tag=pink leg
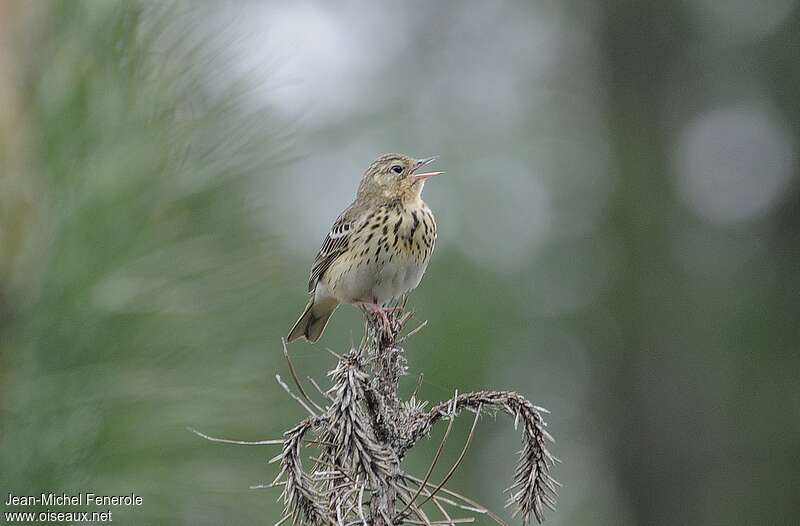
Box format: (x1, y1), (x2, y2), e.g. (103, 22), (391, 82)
(375, 307), (392, 336)
(354, 300), (394, 337)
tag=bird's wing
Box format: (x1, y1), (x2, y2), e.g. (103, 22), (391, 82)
(307, 205), (360, 293)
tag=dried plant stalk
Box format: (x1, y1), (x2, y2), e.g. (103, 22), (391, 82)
(268, 308), (558, 525)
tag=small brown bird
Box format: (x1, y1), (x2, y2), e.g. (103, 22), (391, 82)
(288, 153), (443, 342)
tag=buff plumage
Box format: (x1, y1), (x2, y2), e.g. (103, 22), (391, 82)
(288, 153), (442, 342)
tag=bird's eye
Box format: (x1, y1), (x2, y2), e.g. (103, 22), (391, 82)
(391, 165), (403, 174)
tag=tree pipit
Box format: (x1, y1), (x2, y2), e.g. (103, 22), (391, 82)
(288, 153), (443, 342)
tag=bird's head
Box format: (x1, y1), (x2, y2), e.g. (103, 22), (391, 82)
(357, 153), (443, 202)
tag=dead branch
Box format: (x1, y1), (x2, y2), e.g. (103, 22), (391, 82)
(200, 308), (559, 525)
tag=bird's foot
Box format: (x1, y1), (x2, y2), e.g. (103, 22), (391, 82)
(376, 309), (393, 339)
(356, 301), (397, 339)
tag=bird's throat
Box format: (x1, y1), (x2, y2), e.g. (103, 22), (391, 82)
(402, 181), (425, 205)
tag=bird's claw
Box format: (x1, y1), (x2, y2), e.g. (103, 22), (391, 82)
(359, 302), (400, 340)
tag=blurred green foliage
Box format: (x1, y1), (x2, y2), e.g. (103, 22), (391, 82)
(0, 2), (297, 523)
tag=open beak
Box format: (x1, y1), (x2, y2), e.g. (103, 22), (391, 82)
(412, 156), (444, 181)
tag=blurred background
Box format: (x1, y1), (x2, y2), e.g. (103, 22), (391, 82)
(1, 1), (799, 524)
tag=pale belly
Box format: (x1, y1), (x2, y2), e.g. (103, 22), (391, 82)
(324, 251), (429, 306)
(373, 255), (428, 304)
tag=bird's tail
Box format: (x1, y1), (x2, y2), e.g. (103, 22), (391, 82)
(287, 298), (339, 343)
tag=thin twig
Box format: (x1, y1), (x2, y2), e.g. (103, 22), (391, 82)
(398, 414), (456, 518)
(405, 475), (509, 526)
(187, 427), (282, 445)
(412, 373), (425, 399)
(283, 338), (325, 413)
(416, 405), (482, 510)
(324, 347), (342, 360)
(308, 456), (355, 483)
(398, 481), (484, 515)
(250, 483), (279, 489)
(433, 495), (457, 526)
(275, 374), (317, 416)
(396, 492), (433, 526)
(307, 375), (333, 401)
(404, 520), (475, 525)
(358, 482), (368, 526)
(398, 319), (428, 343)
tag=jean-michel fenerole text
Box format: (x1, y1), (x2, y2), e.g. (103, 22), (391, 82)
(5, 492), (143, 507)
